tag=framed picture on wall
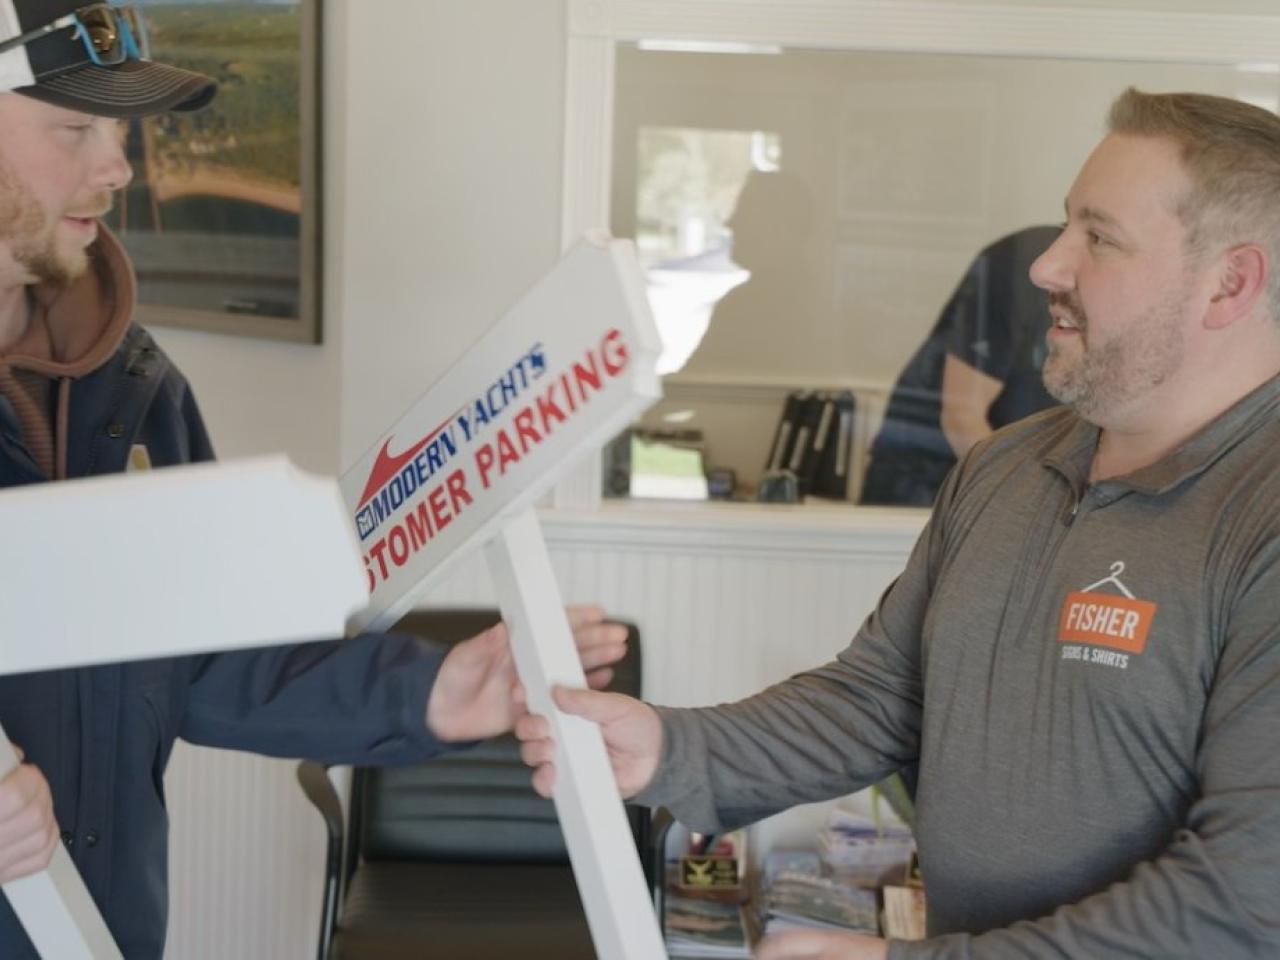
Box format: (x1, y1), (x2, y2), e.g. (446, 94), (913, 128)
(104, 0), (323, 343)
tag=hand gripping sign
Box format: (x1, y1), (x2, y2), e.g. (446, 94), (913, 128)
(341, 236), (667, 959)
(0, 457), (370, 958)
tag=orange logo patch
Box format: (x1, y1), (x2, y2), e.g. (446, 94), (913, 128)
(1058, 591), (1156, 654)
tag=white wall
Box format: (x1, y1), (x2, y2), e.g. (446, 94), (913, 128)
(160, 3), (569, 958)
(336, 1), (568, 467)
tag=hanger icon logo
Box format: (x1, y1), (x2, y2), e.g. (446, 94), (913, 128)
(1058, 561), (1158, 655)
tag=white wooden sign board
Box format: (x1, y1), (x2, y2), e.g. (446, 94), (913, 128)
(0, 457), (370, 957)
(340, 236), (668, 958)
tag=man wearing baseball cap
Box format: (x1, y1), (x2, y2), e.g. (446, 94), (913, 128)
(0, 4), (628, 957)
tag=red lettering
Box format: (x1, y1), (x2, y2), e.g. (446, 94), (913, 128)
(497, 428), (521, 472)
(447, 468), (472, 514)
(572, 355), (602, 400)
(560, 372), (578, 412)
(536, 386), (567, 434)
(388, 525), (409, 567)
(405, 500), (433, 551)
(514, 408), (541, 454)
(601, 328), (628, 376)
(475, 443), (495, 489)
(428, 484), (452, 532)
(368, 539), (390, 582)
(364, 556), (375, 594)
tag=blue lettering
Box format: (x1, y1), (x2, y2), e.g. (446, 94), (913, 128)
(498, 369), (518, 407)
(371, 491), (389, 528)
(438, 428), (457, 459)
(485, 384), (503, 418)
(399, 462), (418, 500)
(426, 439), (444, 473)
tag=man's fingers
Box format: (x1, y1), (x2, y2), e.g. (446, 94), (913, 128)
(520, 737), (556, 767)
(0, 834), (58, 883)
(584, 666), (615, 690)
(0, 765), (43, 822)
(552, 685), (634, 722)
(514, 713), (550, 742)
(565, 604), (605, 629)
(573, 619), (627, 650)
(578, 639), (626, 671)
(755, 929), (828, 960)
(755, 930), (886, 960)
(531, 763), (556, 798)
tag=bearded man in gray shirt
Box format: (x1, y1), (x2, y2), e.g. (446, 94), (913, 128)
(520, 87), (1280, 960)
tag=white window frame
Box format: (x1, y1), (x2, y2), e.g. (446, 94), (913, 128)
(553, 0), (1280, 508)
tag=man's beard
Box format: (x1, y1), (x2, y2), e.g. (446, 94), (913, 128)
(1042, 289), (1188, 422)
(0, 159), (93, 289)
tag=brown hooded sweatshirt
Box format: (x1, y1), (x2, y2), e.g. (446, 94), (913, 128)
(0, 226), (135, 479)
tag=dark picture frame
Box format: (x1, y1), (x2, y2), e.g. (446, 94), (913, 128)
(106, 0), (322, 343)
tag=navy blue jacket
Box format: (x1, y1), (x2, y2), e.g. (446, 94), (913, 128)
(0, 326), (448, 958)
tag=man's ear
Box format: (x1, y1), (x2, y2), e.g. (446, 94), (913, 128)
(1205, 243), (1267, 330)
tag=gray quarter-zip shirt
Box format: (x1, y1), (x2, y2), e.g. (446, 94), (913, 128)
(638, 374), (1280, 958)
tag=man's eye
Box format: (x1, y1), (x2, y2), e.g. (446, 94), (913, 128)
(1087, 230), (1109, 247)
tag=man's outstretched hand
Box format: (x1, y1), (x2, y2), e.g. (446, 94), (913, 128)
(755, 929), (890, 960)
(425, 605), (627, 742)
(0, 746), (59, 883)
(515, 685), (663, 798)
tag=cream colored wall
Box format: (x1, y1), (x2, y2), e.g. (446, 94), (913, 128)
(335, 2), (568, 468)
(159, 3), (568, 958)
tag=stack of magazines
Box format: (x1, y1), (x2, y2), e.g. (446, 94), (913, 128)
(664, 892), (751, 958)
(819, 807), (915, 887)
(760, 870), (880, 936)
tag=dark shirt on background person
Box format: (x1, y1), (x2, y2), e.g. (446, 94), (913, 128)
(859, 225), (1060, 506)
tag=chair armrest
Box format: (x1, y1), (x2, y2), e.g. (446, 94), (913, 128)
(296, 760), (345, 960)
(297, 760), (344, 842)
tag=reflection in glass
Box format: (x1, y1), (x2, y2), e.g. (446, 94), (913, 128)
(634, 127), (779, 374)
(609, 43), (1280, 502)
(859, 225), (1059, 506)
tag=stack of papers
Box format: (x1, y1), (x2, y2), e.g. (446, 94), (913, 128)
(760, 871), (880, 937)
(819, 808), (915, 887)
(664, 893), (751, 958)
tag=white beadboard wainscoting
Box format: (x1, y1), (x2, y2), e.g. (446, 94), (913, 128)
(163, 503), (925, 960)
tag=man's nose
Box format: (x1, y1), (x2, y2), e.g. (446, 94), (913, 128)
(93, 126), (134, 194)
(1029, 233), (1074, 293)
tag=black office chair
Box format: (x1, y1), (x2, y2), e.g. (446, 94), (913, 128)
(297, 608), (653, 960)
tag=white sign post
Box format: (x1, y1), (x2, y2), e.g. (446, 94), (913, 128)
(341, 236), (668, 959)
(0, 457), (371, 957)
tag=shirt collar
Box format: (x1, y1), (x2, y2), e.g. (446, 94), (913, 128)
(1040, 373), (1280, 497)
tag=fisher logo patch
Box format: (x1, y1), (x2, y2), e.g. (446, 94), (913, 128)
(1058, 561), (1157, 670)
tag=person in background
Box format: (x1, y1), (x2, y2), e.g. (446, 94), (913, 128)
(859, 225), (1060, 506)
(0, 3), (625, 957)
(521, 87), (1280, 959)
